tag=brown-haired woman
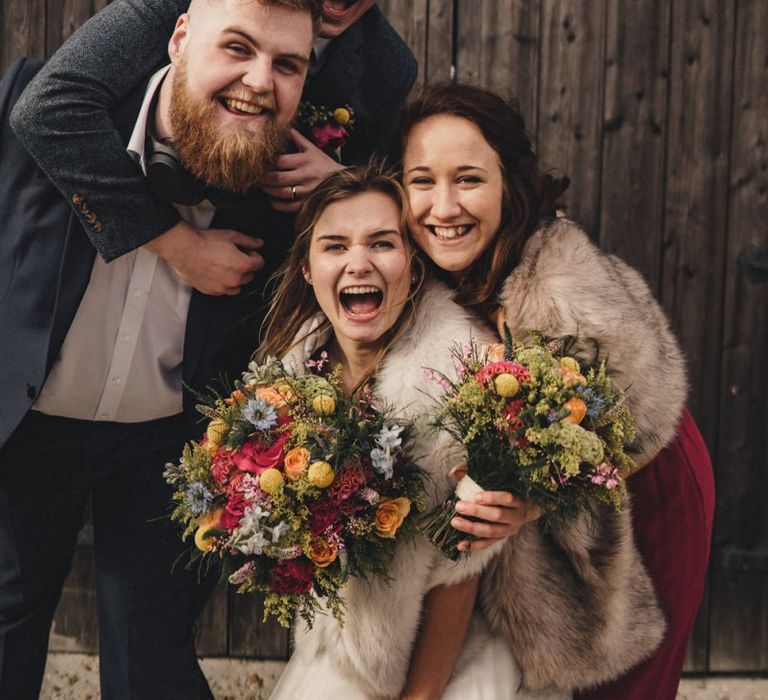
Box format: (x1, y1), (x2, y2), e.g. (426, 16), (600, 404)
(263, 164), (540, 699)
(399, 83), (715, 699)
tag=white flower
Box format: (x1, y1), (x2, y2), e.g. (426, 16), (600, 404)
(269, 521), (289, 543)
(370, 447), (393, 480)
(376, 424), (403, 450)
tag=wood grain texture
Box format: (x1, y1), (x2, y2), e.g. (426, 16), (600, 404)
(455, 0), (540, 132)
(228, 591), (289, 660)
(598, 0), (670, 291)
(537, 0), (605, 233)
(49, 546), (99, 654)
(377, 0), (428, 86)
(1, 0), (46, 72)
(709, 0), (768, 673)
(661, 0), (734, 443)
(425, 0), (453, 84)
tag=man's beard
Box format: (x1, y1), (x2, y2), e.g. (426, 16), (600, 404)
(168, 59), (288, 193)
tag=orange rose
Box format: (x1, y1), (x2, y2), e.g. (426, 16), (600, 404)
(256, 385), (291, 417)
(375, 497), (411, 538)
(563, 397), (587, 425)
(308, 539), (338, 568)
(284, 447), (310, 479)
(194, 508), (224, 552)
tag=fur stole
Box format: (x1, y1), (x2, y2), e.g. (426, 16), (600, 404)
(499, 217), (687, 466)
(483, 217), (676, 690)
(288, 280), (502, 699)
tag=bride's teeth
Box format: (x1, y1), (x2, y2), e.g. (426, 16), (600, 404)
(224, 98), (263, 115)
(342, 286), (380, 295)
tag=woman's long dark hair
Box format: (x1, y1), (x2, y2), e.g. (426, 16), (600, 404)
(399, 83), (570, 313)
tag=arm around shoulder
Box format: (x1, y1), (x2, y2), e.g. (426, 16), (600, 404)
(9, 0), (188, 261)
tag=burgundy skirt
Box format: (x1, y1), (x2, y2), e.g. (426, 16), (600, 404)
(576, 408), (716, 700)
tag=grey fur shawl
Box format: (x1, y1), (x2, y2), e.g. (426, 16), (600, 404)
(482, 217), (685, 691)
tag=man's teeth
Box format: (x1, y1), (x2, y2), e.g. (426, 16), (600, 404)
(224, 98), (264, 115)
(341, 286), (380, 295)
(431, 225), (471, 240)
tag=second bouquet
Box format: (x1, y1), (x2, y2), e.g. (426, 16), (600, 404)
(419, 330), (636, 560)
(164, 357), (425, 628)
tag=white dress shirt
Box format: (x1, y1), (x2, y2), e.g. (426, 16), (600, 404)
(35, 66), (215, 422)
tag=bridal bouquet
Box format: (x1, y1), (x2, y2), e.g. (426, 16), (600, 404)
(419, 330), (636, 560)
(164, 357), (424, 628)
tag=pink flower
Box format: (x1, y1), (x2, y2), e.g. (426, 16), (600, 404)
(211, 448), (236, 485)
(475, 361), (530, 386)
(233, 431), (290, 473)
(310, 123), (348, 150)
(221, 494), (248, 530)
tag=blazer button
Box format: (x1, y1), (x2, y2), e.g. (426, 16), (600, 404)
(72, 193), (84, 204)
(93, 221), (103, 233)
(85, 212), (97, 223)
(80, 203), (91, 214)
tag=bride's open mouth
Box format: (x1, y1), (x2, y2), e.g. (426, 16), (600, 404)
(339, 285), (384, 319)
(426, 224), (473, 241)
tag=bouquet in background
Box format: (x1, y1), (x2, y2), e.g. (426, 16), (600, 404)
(419, 329), (636, 560)
(164, 357), (424, 628)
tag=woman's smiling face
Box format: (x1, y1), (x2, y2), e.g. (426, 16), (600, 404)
(306, 190), (411, 351)
(403, 114), (505, 280)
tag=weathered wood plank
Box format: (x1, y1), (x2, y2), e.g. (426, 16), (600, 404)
(709, 0), (768, 673)
(455, 0), (540, 133)
(598, 0), (670, 290)
(425, 0), (453, 84)
(661, 1), (733, 442)
(1, 0), (46, 72)
(195, 583), (229, 657)
(228, 591), (289, 660)
(536, 0), (605, 233)
(377, 0), (429, 86)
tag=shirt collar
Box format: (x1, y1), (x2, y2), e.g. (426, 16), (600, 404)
(127, 64), (172, 173)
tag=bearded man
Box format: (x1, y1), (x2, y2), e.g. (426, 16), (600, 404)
(0, 2), (319, 698)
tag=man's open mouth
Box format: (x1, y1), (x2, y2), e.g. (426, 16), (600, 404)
(218, 96), (270, 117)
(323, 0), (362, 20)
(339, 285), (383, 316)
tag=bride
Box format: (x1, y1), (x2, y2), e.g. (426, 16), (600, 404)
(257, 164), (564, 699)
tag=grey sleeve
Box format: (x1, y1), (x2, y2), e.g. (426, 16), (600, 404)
(9, 0), (189, 261)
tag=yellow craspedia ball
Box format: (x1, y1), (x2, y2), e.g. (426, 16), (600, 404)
(206, 418), (229, 447)
(559, 357), (580, 372)
(259, 468), (284, 495)
(308, 461), (335, 488)
(333, 107), (351, 125)
(494, 373), (520, 397)
(311, 394), (336, 416)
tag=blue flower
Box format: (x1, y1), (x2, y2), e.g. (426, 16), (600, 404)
(242, 398), (278, 430)
(577, 386), (606, 418)
(185, 482), (214, 515)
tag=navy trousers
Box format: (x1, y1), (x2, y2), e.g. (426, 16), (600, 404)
(0, 410), (214, 700)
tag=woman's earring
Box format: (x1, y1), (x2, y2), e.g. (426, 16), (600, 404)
(411, 272), (418, 284)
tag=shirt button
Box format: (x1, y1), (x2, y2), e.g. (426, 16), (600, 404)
(123, 334), (132, 342)
(133, 289), (143, 298)
(100, 412), (109, 418)
(113, 377), (122, 385)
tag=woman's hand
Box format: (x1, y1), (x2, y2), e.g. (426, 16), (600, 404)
(260, 129), (345, 213)
(451, 491), (541, 552)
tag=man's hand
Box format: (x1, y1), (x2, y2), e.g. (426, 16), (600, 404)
(144, 220), (264, 295)
(261, 128), (345, 213)
(451, 491), (542, 553)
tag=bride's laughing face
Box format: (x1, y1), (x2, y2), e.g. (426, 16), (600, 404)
(305, 191), (412, 352)
(403, 114), (504, 280)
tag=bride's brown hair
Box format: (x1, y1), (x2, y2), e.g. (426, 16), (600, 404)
(257, 164), (425, 369)
(399, 83), (570, 314)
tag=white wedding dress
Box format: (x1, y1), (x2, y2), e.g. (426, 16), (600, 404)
(270, 612), (571, 700)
